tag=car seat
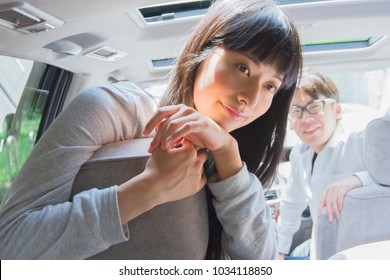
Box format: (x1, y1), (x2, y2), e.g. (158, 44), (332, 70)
(71, 138), (209, 259)
(315, 114), (390, 259)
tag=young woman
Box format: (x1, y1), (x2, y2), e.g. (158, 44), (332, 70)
(277, 68), (381, 260)
(0, 0), (302, 259)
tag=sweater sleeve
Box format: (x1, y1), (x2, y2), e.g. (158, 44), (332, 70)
(208, 163), (278, 260)
(0, 82), (156, 259)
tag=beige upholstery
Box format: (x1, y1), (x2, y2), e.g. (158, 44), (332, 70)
(72, 138), (209, 259)
(315, 115), (390, 260)
(328, 240), (390, 260)
(315, 186), (390, 259)
(364, 114), (390, 186)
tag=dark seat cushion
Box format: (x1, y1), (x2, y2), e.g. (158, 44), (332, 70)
(72, 138), (209, 259)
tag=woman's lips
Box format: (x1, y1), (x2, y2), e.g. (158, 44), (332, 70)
(221, 103), (246, 121)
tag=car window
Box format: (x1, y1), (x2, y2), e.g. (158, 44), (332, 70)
(0, 55), (48, 203)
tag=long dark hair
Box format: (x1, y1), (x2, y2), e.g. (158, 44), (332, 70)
(160, 0), (302, 259)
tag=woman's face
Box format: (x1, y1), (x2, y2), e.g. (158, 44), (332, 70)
(193, 47), (283, 132)
(290, 90), (341, 153)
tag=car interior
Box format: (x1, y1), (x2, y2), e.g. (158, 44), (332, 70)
(1, 0), (390, 259)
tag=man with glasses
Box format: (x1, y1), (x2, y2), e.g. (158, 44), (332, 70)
(277, 68), (380, 259)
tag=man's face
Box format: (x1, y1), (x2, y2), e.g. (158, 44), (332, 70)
(290, 90), (341, 153)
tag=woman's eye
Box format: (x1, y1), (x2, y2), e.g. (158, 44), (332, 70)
(237, 64), (250, 76)
(265, 83), (278, 94)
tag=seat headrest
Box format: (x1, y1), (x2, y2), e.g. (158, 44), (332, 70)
(71, 138), (209, 259)
(365, 114), (390, 186)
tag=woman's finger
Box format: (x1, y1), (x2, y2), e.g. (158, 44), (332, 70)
(143, 105), (182, 136)
(162, 119), (205, 150)
(148, 114), (195, 152)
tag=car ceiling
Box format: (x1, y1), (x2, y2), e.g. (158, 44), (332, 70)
(1, 0), (390, 89)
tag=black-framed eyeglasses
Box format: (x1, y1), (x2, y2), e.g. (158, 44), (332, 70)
(289, 98), (336, 120)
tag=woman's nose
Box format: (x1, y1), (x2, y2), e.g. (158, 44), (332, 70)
(237, 86), (260, 107)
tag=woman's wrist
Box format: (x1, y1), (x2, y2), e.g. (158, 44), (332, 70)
(211, 136), (243, 181)
(116, 173), (162, 224)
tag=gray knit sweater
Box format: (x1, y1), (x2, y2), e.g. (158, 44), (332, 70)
(0, 81), (277, 259)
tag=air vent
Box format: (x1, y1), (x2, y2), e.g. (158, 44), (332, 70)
(152, 58), (175, 68)
(148, 58), (176, 72)
(0, 2), (63, 33)
(84, 46), (127, 62)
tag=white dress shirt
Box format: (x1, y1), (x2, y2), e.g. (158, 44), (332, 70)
(277, 122), (379, 258)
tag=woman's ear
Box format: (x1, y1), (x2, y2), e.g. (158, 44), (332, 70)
(335, 103), (342, 120)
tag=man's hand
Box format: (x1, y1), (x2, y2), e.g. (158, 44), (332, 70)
(317, 176), (362, 222)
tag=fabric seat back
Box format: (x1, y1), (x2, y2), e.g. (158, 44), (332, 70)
(72, 138), (209, 259)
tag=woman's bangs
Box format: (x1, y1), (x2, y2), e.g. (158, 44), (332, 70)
(223, 8), (301, 91)
(250, 40), (300, 91)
